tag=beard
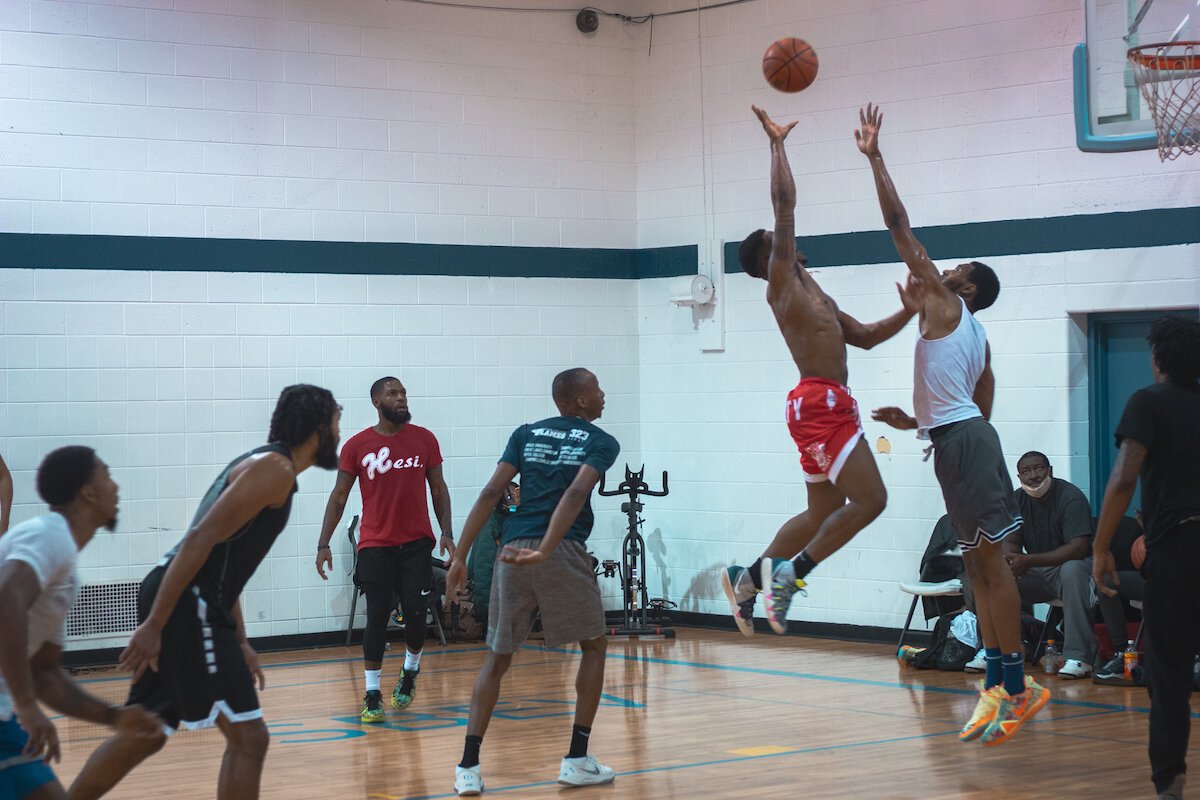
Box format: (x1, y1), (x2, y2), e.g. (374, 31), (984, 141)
(104, 514), (118, 532)
(314, 426), (340, 470)
(380, 406), (412, 425)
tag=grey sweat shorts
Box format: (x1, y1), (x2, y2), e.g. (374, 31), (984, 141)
(486, 538), (605, 654)
(930, 416), (1023, 551)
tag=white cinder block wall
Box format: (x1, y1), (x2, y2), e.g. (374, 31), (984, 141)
(1, 0), (1197, 641)
(629, 0), (1199, 626)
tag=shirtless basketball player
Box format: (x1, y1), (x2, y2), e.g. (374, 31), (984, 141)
(721, 105), (921, 636)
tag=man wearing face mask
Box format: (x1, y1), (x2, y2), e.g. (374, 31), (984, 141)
(963, 451), (1096, 678)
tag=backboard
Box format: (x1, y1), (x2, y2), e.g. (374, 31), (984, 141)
(1076, 0), (1199, 151)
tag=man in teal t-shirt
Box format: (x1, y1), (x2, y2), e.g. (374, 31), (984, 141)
(446, 368), (619, 796)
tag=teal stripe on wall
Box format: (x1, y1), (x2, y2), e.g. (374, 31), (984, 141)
(722, 206), (1200, 273)
(0, 206), (1195, 281)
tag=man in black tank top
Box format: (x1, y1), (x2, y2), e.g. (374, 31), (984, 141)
(1092, 317), (1200, 800)
(70, 385), (341, 800)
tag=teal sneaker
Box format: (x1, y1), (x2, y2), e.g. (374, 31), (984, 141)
(391, 668), (419, 709)
(361, 690), (385, 723)
(721, 565), (758, 637)
(761, 558), (806, 634)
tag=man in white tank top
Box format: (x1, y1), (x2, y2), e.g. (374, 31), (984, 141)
(856, 103), (1050, 748)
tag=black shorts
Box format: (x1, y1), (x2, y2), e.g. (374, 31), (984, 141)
(355, 539), (434, 594)
(930, 417), (1023, 551)
(125, 567), (260, 732)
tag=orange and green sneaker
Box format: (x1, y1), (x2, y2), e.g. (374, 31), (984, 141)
(959, 682), (1004, 742)
(980, 676), (1051, 747)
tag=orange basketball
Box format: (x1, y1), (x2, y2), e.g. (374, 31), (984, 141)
(762, 37), (819, 93)
(1131, 535), (1146, 570)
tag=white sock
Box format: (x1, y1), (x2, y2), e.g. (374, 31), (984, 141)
(404, 649), (422, 672)
(364, 669), (382, 692)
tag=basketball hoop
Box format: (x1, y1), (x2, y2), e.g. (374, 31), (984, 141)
(1127, 40), (1200, 160)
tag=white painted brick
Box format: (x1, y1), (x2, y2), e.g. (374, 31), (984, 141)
(362, 89), (412, 121)
(203, 14), (254, 48)
(203, 78), (257, 112)
(0, 166), (58, 200)
(119, 171), (174, 204)
(175, 108), (232, 142)
(86, 4), (145, 39)
(259, 208), (313, 239)
(229, 49), (284, 82)
(283, 115), (335, 148)
(313, 210), (364, 241)
(117, 41), (175, 75)
(335, 56), (386, 89)
(204, 206), (259, 237)
(256, 145), (311, 177)
(177, 174), (232, 206)
(31, 200), (90, 233)
(28, 66), (89, 102)
(284, 51), (336, 86)
(336, 118), (387, 150)
(149, 205), (206, 236)
(1, 32), (61, 67)
(284, 177), (337, 210)
(337, 180), (387, 212)
(148, 140), (204, 173)
(229, 112), (284, 145)
(145, 10), (206, 45)
(176, 44), (230, 79)
(363, 211), (415, 242)
(203, 142), (256, 175)
(117, 106), (174, 139)
(414, 213), (463, 244)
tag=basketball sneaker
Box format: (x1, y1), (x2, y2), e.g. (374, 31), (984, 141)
(959, 682), (1003, 742)
(558, 754), (616, 787)
(454, 764), (483, 796)
(761, 558), (806, 635)
(392, 668), (419, 709)
(980, 677), (1051, 747)
(721, 565), (757, 637)
(361, 690), (385, 723)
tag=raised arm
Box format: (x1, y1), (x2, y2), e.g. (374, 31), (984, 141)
(752, 105), (800, 302)
(119, 454), (295, 679)
(839, 273), (923, 350)
(855, 105), (957, 314)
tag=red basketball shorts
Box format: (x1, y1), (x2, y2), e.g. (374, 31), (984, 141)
(785, 378), (864, 484)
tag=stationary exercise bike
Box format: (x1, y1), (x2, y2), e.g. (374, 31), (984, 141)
(597, 465), (676, 639)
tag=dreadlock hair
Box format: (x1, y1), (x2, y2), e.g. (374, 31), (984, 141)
(1147, 315), (1200, 386)
(268, 384), (339, 449)
(370, 376), (400, 399)
(37, 445), (99, 507)
(966, 261), (1000, 312)
(738, 229), (768, 278)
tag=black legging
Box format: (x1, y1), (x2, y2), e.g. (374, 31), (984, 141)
(358, 540), (433, 663)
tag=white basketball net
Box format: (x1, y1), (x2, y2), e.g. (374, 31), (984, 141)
(1128, 41), (1200, 160)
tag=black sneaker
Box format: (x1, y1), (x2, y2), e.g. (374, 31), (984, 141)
(392, 668), (419, 709)
(1093, 654), (1133, 686)
(361, 689), (385, 722)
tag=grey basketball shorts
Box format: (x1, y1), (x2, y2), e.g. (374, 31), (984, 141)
(930, 417), (1023, 551)
(486, 538), (605, 654)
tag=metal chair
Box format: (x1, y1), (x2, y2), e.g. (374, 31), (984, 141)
(344, 514), (447, 647)
(897, 545), (964, 651)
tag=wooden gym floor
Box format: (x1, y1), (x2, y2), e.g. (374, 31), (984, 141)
(54, 628), (1188, 799)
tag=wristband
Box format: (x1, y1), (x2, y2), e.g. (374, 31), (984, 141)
(317, 545), (331, 551)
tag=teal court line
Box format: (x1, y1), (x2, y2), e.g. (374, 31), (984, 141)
(394, 730), (963, 800)
(526, 644), (1195, 719)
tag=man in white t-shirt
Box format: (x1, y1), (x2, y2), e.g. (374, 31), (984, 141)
(0, 446), (161, 800)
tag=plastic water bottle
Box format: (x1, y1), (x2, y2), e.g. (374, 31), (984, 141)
(1124, 640), (1140, 680)
(1042, 639), (1060, 674)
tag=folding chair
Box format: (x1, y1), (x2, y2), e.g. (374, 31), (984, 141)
(344, 514), (447, 647)
(897, 548), (964, 651)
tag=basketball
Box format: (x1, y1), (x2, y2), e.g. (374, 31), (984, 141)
(1131, 535), (1146, 570)
(762, 37), (819, 93)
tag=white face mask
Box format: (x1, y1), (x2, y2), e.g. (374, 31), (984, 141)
(1021, 476), (1052, 499)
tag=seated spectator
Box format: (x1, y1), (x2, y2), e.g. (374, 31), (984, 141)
(1094, 512), (1146, 685)
(467, 481), (519, 623)
(963, 451), (1095, 677)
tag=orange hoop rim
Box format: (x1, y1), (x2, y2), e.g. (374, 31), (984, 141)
(1127, 41), (1200, 70)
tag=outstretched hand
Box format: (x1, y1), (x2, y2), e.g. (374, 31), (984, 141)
(752, 105), (798, 143)
(854, 102), (883, 156)
(871, 406), (917, 431)
(897, 272), (925, 314)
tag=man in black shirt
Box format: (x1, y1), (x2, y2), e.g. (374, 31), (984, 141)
(1005, 452), (1095, 677)
(1093, 316), (1200, 800)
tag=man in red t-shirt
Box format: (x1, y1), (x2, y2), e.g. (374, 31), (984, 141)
(315, 377), (454, 722)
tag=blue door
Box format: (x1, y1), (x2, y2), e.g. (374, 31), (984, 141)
(1089, 310), (1200, 515)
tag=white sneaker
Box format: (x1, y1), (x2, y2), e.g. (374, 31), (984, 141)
(1058, 659), (1092, 679)
(963, 649), (987, 673)
(455, 765), (483, 796)
(558, 754), (616, 787)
